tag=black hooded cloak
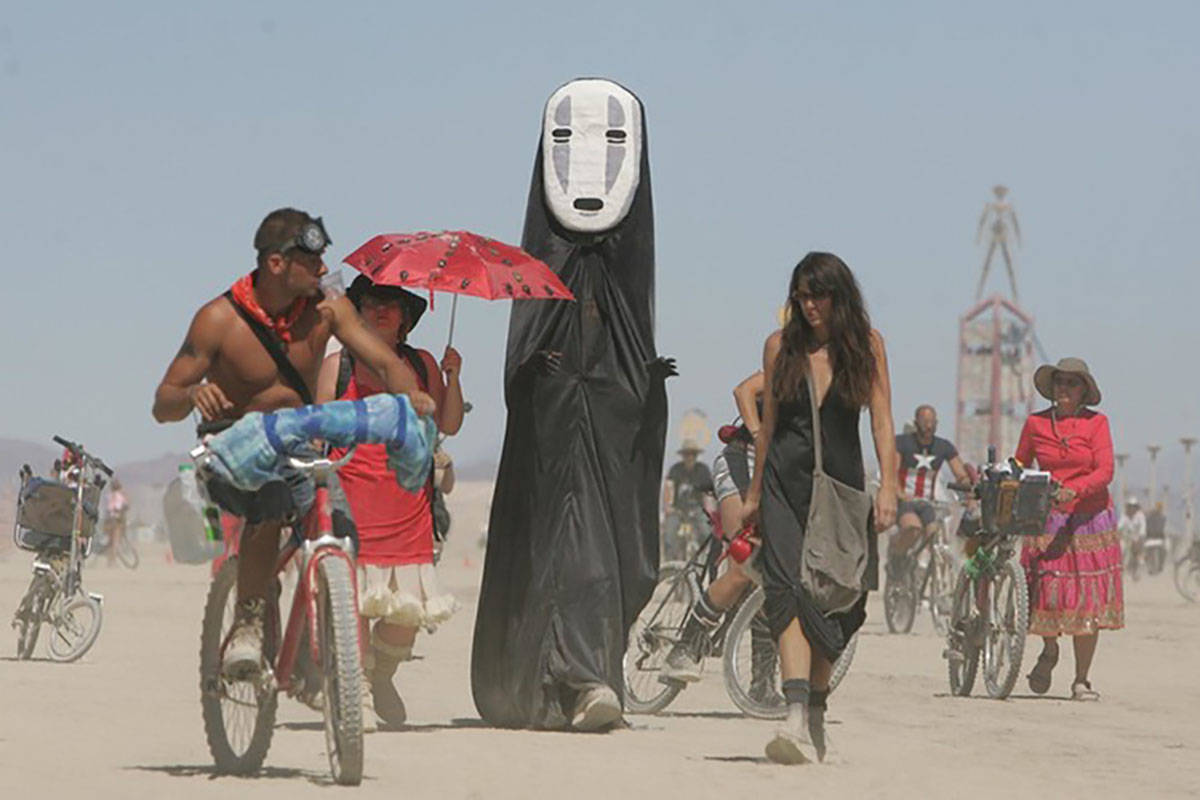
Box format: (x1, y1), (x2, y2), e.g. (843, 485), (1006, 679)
(470, 84), (667, 729)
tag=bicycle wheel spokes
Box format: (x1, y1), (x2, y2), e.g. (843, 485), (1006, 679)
(624, 566), (693, 714)
(982, 559), (1029, 699)
(722, 587), (787, 720)
(200, 557), (277, 774)
(47, 594), (102, 662)
(946, 570), (979, 697)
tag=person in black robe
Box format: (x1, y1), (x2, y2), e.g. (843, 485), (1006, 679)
(471, 78), (674, 730)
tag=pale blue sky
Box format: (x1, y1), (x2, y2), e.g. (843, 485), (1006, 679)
(1, 1), (1197, 494)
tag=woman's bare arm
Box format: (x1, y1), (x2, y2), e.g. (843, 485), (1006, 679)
(733, 371), (765, 436)
(743, 334), (781, 524)
(867, 330), (898, 531)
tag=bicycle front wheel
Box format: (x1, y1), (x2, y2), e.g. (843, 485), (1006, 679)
(46, 593), (102, 662)
(947, 570), (980, 697)
(884, 567), (917, 634)
(624, 563), (692, 714)
(199, 556), (278, 775)
(1174, 554), (1200, 603)
(317, 554), (364, 786)
(982, 558), (1029, 699)
(722, 587), (858, 720)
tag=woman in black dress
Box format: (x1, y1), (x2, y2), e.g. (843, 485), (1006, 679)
(742, 252), (898, 764)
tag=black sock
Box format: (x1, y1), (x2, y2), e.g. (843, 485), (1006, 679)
(782, 678), (810, 707)
(808, 688), (829, 710)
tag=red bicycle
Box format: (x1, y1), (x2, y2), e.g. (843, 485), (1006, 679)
(192, 423), (365, 785)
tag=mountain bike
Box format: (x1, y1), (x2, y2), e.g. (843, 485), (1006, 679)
(10, 435), (109, 662)
(943, 447), (1057, 699)
(884, 500), (959, 635)
(192, 420), (365, 785)
(625, 515), (856, 719)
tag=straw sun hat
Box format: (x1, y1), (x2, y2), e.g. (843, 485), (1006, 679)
(1033, 357), (1101, 407)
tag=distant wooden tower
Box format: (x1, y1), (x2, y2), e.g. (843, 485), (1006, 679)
(955, 186), (1038, 465)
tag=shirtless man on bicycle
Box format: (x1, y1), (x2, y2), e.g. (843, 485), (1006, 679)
(888, 404), (972, 577)
(152, 207), (435, 679)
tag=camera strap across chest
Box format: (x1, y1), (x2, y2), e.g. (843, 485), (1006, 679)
(223, 291), (314, 406)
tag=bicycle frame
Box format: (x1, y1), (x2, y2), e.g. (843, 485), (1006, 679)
(272, 480), (362, 693)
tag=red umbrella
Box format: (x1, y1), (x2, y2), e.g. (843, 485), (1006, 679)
(343, 231), (574, 346)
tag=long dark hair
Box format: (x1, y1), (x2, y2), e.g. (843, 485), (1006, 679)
(773, 252), (876, 407)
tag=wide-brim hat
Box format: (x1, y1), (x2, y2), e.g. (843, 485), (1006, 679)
(1033, 357), (1101, 406)
(347, 274), (428, 331)
(677, 439), (704, 454)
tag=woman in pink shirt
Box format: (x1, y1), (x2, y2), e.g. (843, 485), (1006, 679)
(1016, 358), (1122, 701)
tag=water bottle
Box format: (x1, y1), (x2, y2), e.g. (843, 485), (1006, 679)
(179, 463), (222, 541)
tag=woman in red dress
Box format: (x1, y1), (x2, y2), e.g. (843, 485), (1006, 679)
(1017, 357), (1122, 701)
(317, 275), (465, 727)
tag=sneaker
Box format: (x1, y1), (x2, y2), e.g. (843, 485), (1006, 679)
(660, 639), (703, 683)
(571, 684), (622, 731)
(1071, 680), (1100, 701)
(765, 704), (815, 765)
(222, 598), (265, 680)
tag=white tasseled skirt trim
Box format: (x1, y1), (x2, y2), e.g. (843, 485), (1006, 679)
(358, 563), (459, 630)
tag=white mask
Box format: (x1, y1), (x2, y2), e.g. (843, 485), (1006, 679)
(541, 79), (643, 233)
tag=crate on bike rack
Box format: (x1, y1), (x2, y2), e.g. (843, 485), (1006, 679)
(979, 470), (1054, 537)
(14, 477), (99, 551)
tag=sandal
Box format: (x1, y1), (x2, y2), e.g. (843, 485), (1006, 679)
(1026, 647), (1058, 695)
(1071, 680), (1100, 701)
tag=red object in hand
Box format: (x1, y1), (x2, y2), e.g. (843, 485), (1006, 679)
(727, 526), (757, 563)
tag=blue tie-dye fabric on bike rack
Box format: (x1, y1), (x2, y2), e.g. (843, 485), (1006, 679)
(203, 394), (435, 493)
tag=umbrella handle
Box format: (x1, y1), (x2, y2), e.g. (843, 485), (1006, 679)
(446, 293), (459, 352)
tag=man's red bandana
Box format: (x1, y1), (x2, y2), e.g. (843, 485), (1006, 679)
(229, 273), (309, 342)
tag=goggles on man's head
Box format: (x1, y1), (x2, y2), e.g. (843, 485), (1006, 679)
(270, 217), (332, 256)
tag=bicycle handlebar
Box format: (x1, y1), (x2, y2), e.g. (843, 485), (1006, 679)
(947, 481), (974, 494)
(52, 435), (113, 476)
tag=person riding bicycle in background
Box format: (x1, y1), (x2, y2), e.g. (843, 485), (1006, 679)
(662, 371), (765, 685)
(888, 404), (972, 579)
(1118, 496), (1147, 579)
(661, 440), (715, 561)
(316, 275), (463, 728)
(152, 208), (436, 682)
(104, 478), (129, 568)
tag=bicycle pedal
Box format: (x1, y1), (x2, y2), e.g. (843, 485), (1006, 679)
(943, 648), (964, 663)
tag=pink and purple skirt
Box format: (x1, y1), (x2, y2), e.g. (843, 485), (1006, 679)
(1020, 506), (1124, 636)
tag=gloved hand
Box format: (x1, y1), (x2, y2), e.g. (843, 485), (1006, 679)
(648, 356), (678, 381)
(530, 350), (564, 376)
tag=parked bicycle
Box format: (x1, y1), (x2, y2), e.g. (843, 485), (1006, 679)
(884, 500), (959, 635)
(192, 419), (365, 785)
(625, 511), (856, 719)
(10, 435), (109, 662)
(943, 446), (1057, 699)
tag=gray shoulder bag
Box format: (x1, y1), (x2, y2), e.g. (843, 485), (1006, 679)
(800, 373), (873, 614)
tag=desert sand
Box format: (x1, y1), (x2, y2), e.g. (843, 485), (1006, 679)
(1, 482), (1197, 799)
